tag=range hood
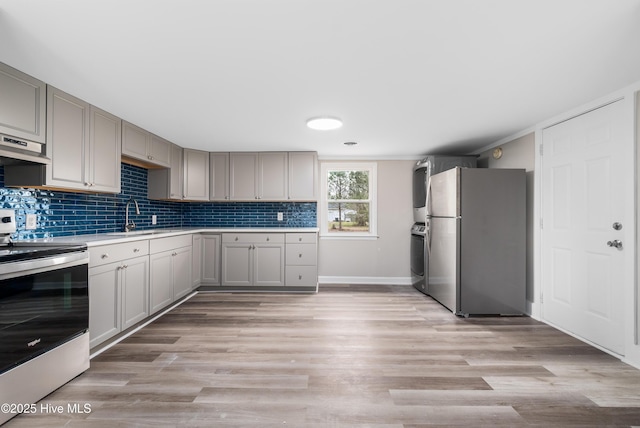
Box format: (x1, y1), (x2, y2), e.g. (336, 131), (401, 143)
(0, 134), (51, 165)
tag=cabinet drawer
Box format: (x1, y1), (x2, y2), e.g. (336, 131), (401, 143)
(286, 244), (317, 265)
(150, 234), (192, 254)
(286, 266), (318, 286)
(286, 233), (317, 244)
(222, 233), (284, 244)
(89, 241), (149, 268)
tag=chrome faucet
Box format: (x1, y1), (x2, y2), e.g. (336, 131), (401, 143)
(124, 197), (140, 232)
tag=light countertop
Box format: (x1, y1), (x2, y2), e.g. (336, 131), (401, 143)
(20, 228), (320, 247)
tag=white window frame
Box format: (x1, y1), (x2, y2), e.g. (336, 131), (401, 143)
(319, 162), (377, 239)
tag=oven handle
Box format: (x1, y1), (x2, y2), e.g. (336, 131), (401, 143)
(0, 251), (89, 280)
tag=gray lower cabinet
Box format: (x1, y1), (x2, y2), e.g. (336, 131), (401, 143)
(192, 233), (202, 288)
(88, 241), (150, 348)
(202, 234), (221, 285)
(221, 233), (285, 287)
(285, 233), (318, 287)
(0, 62), (46, 143)
(149, 235), (193, 314)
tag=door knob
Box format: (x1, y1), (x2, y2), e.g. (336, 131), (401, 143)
(607, 240), (623, 249)
(612, 222), (622, 231)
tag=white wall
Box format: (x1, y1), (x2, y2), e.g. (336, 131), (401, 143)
(318, 159), (414, 284)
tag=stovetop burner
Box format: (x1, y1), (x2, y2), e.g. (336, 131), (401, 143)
(0, 243), (88, 263)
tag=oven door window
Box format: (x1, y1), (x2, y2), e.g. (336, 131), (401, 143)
(0, 263), (88, 374)
(410, 233), (425, 277)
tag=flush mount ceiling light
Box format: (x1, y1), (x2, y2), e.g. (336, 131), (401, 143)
(306, 116), (343, 131)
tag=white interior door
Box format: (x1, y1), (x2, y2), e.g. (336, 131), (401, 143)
(541, 100), (628, 355)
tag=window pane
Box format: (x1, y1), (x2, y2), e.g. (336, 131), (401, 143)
(327, 202), (370, 233)
(327, 170), (369, 200)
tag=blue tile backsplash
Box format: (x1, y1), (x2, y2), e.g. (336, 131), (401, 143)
(0, 163), (316, 240)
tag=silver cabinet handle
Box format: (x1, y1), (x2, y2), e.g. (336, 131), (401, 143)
(133, 248), (140, 253)
(298, 275), (302, 280)
(101, 253), (109, 259)
(298, 253), (302, 258)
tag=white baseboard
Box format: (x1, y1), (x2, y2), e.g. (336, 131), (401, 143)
(319, 276), (412, 285)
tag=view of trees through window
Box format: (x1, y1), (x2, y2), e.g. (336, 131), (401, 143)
(327, 170), (370, 233)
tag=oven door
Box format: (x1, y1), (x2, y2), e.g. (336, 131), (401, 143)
(0, 252), (89, 374)
(410, 230), (427, 294)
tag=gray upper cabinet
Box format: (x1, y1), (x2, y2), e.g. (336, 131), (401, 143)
(5, 86), (121, 193)
(148, 143), (183, 200)
(122, 121), (171, 168)
(229, 152), (259, 200)
(288, 151), (318, 201)
(230, 152), (288, 200)
(0, 62), (46, 143)
(46, 87), (90, 189)
(183, 148), (210, 201)
(89, 106), (122, 192)
(260, 152), (288, 200)
(210, 152), (230, 201)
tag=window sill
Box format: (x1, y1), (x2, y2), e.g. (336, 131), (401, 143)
(319, 234), (379, 241)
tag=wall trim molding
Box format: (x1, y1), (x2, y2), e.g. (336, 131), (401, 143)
(319, 276), (412, 286)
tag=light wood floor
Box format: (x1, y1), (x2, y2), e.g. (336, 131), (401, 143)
(6, 284), (640, 427)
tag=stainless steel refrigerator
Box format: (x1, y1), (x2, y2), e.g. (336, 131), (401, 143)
(427, 167), (526, 316)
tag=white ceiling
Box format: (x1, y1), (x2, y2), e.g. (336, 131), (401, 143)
(1, 0), (640, 158)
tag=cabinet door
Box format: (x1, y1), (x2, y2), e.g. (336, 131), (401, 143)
(149, 251), (174, 314)
(46, 86), (90, 189)
(150, 134), (171, 167)
(229, 152), (258, 200)
(253, 243), (285, 286)
(89, 263), (121, 348)
(172, 246), (193, 300)
(183, 149), (210, 201)
(192, 234), (202, 288)
(259, 152), (288, 200)
(288, 152), (318, 200)
(222, 243), (253, 286)
(89, 106), (121, 192)
(169, 144), (183, 199)
(202, 234), (221, 284)
(121, 255), (149, 330)
(122, 121), (150, 162)
(210, 152), (230, 201)
(0, 63), (46, 143)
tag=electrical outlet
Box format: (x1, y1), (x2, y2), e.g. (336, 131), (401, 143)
(277, 212), (283, 221)
(26, 214), (37, 230)
(152, 215), (157, 225)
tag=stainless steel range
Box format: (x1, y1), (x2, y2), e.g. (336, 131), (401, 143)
(0, 209), (90, 425)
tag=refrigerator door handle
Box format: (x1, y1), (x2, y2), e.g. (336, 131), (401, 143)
(425, 164), (432, 217)
(426, 220), (432, 256)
